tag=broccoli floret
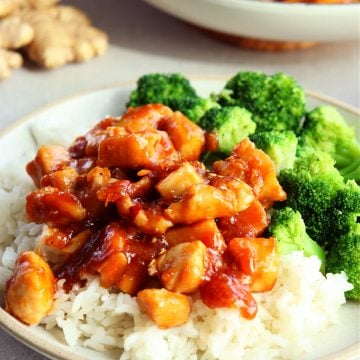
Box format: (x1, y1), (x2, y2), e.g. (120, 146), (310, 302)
(215, 71), (306, 133)
(326, 230), (360, 301)
(269, 207), (326, 272)
(279, 151), (344, 247)
(250, 130), (298, 174)
(198, 106), (256, 154)
(169, 96), (219, 123)
(127, 73), (197, 108)
(329, 180), (360, 238)
(299, 106), (360, 183)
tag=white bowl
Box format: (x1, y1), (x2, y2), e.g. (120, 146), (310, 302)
(0, 79), (359, 360)
(143, 0), (360, 42)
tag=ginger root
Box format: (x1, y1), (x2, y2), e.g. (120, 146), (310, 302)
(0, 2), (108, 79)
(0, 48), (22, 79)
(0, 15), (34, 48)
(20, 5), (108, 68)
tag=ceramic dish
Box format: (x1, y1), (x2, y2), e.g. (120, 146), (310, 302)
(0, 79), (359, 360)
(143, 0), (360, 42)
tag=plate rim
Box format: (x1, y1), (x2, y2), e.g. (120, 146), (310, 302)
(0, 78), (359, 360)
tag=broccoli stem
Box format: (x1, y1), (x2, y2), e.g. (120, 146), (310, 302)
(339, 159), (360, 182)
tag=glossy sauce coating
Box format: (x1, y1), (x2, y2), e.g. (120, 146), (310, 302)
(17, 104), (287, 327)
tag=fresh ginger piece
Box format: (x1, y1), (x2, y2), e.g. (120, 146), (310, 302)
(155, 241), (207, 294)
(156, 162), (204, 201)
(0, 48), (22, 79)
(0, 0), (16, 18)
(20, 5), (108, 68)
(15, 0), (59, 9)
(0, 15), (34, 48)
(137, 288), (191, 329)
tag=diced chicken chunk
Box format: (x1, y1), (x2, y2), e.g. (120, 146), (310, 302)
(156, 162), (204, 201)
(213, 138), (286, 208)
(26, 186), (87, 226)
(161, 111), (205, 161)
(133, 207), (173, 235)
(155, 241), (207, 293)
(165, 219), (225, 252)
(5, 251), (55, 325)
(137, 288), (191, 329)
(165, 177), (254, 225)
(26, 145), (71, 187)
(228, 237), (279, 292)
(218, 200), (269, 241)
(98, 252), (128, 288)
(98, 130), (180, 169)
(118, 104), (173, 132)
(40, 167), (78, 192)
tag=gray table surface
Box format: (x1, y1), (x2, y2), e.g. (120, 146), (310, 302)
(0, 0), (359, 359)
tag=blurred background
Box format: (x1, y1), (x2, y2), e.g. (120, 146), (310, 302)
(0, 0), (359, 132)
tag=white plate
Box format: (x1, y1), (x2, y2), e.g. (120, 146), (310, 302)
(0, 79), (359, 360)
(143, 0), (360, 42)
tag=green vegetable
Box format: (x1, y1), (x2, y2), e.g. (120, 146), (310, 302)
(269, 207), (326, 272)
(127, 73), (218, 123)
(329, 180), (360, 238)
(199, 106), (256, 154)
(127, 73), (197, 108)
(299, 106), (360, 183)
(326, 230), (360, 301)
(215, 71), (306, 133)
(326, 180), (360, 300)
(250, 130), (298, 174)
(279, 151), (344, 247)
(169, 96), (219, 123)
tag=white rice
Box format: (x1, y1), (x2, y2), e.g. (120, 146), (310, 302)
(0, 167), (353, 360)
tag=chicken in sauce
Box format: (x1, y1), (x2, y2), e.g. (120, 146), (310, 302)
(5, 104), (286, 329)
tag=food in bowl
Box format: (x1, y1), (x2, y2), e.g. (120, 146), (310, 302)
(0, 71), (358, 359)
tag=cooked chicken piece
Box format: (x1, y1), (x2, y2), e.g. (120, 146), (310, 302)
(26, 186), (87, 226)
(98, 130), (180, 169)
(85, 125), (128, 156)
(98, 252), (128, 288)
(118, 104), (205, 161)
(118, 104), (173, 132)
(156, 162), (204, 201)
(154, 241), (207, 294)
(62, 229), (90, 254)
(5, 251), (55, 325)
(165, 177), (254, 225)
(26, 145), (71, 187)
(161, 111), (205, 161)
(218, 200), (269, 241)
(117, 262), (148, 295)
(40, 167), (78, 192)
(133, 207), (173, 235)
(137, 288), (191, 329)
(199, 270), (257, 320)
(228, 237), (279, 292)
(213, 138), (286, 209)
(165, 219), (226, 252)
